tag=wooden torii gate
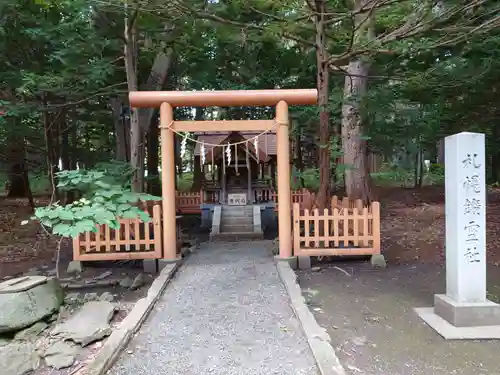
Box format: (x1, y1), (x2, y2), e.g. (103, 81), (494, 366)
(129, 89), (318, 261)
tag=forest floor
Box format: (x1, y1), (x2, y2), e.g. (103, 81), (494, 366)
(378, 185), (500, 266)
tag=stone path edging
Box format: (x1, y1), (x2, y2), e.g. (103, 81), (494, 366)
(81, 262), (181, 375)
(276, 261), (347, 375)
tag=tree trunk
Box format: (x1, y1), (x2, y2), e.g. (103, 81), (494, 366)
(270, 160), (276, 189)
(191, 108), (205, 191)
(60, 109), (75, 204)
(111, 98), (129, 162)
(176, 135), (183, 177)
(7, 135), (28, 198)
(295, 132), (305, 187)
(414, 150), (420, 188)
(69, 109), (78, 170)
(341, 0), (374, 204)
(437, 138), (445, 164)
(417, 149), (424, 187)
(314, 0), (330, 209)
(341, 58), (372, 203)
(43, 94), (61, 201)
(147, 114), (161, 196)
(124, 7), (142, 192)
(191, 156), (203, 191)
(6, 116), (34, 209)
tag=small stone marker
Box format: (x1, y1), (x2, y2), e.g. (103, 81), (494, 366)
(415, 132), (500, 339)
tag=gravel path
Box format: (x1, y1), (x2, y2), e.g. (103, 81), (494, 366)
(109, 241), (319, 375)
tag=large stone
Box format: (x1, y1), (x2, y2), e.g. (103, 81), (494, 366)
(119, 276), (133, 288)
(51, 301), (116, 346)
(66, 261), (83, 274)
(130, 273), (145, 290)
(43, 340), (77, 369)
(370, 254), (387, 268)
(0, 341), (40, 375)
(14, 321), (48, 341)
(0, 276), (64, 333)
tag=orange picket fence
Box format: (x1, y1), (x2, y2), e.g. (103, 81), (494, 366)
(176, 191), (202, 214)
(73, 204), (163, 261)
(293, 196), (381, 256)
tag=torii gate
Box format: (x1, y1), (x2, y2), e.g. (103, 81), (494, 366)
(129, 89), (318, 261)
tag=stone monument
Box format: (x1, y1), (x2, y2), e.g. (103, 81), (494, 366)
(415, 132), (500, 339)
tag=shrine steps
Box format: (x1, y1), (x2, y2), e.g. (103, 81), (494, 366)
(210, 205), (263, 241)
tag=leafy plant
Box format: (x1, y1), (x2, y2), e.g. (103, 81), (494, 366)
(21, 166), (161, 278)
(26, 168), (161, 237)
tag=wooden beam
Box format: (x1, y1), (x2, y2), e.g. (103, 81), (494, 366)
(172, 120), (276, 132)
(129, 89), (318, 108)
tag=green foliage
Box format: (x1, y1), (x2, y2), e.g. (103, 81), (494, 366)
(429, 163), (444, 176)
(4, 0), (500, 204)
(177, 172), (194, 192)
(26, 167), (161, 238)
(57, 161), (135, 194)
(371, 165), (444, 188)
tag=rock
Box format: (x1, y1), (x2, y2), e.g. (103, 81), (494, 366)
(94, 271), (113, 280)
(66, 261), (83, 274)
(189, 245), (197, 253)
(83, 292), (98, 302)
(45, 313), (58, 323)
(64, 292), (81, 305)
(352, 336), (368, 347)
(370, 254), (387, 268)
(119, 277), (133, 289)
(25, 267), (42, 276)
(130, 273), (145, 290)
(99, 292), (114, 302)
(51, 301), (116, 346)
(0, 337), (11, 347)
(181, 247), (190, 257)
(366, 315), (381, 323)
(0, 341), (39, 375)
(46, 268), (57, 277)
(95, 279), (119, 287)
(43, 340), (77, 370)
(0, 276), (64, 333)
(14, 322), (48, 341)
(311, 266), (321, 272)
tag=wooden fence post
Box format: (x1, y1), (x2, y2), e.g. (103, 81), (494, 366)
(371, 201), (381, 253)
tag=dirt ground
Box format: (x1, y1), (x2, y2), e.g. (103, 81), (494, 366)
(298, 263), (500, 375)
(378, 186), (500, 266)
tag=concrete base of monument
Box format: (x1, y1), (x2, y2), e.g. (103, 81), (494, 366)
(415, 294), (500, 340)
(434, 294), (500, 327)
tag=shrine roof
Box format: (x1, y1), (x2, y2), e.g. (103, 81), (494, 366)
(193, 131), (276, 157)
